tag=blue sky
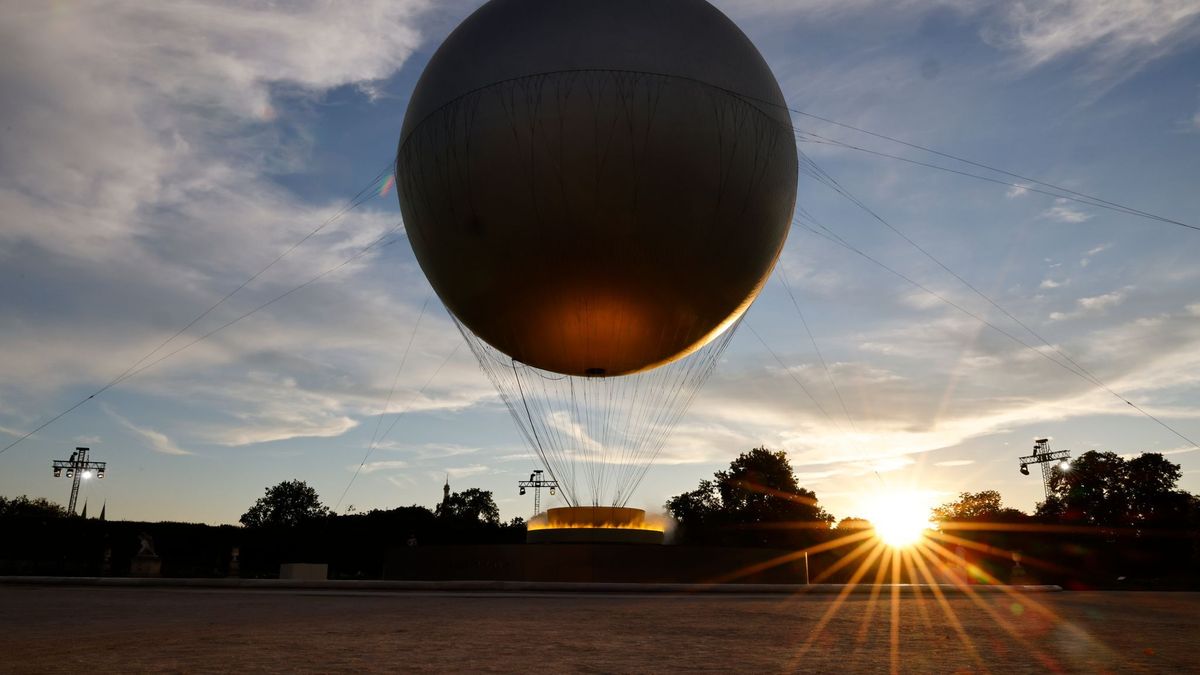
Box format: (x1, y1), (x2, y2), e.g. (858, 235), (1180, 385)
(2, 0), (1198, 525)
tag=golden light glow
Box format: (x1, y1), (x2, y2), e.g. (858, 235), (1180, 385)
(525, 506), (667, 532)
(525, 519), (665, 532)
(860, 490), (934, 548)
(718, 487), (1087, 673)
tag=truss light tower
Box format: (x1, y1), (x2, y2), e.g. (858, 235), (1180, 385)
(1017, 438), (1071, 502)
(52, 447), (107, 515)
(518, 469), (558, 517)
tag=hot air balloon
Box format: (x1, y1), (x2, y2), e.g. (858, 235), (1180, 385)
(397, 0), (797, 512)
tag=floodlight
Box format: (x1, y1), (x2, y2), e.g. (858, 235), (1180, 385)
(519, 487), (526, 496)
(1019, 463), (1029, 476)
(1059, 460), (1071, 471)
(98, 470), (105, 479)
(82, 470), (93, 480)
(66, 470), (74, 478)
(54, 468), (61, 478)
(549, 487), (556, 496)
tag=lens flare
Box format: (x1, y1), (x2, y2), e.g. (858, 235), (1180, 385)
(378, 173), (395, 197)
(861, 490), (933, 548)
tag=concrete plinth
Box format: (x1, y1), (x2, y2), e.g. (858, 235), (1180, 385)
(129, 555), (162, 578)
(279, 563), (328, 581)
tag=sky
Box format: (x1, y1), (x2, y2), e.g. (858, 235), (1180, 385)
(2, 0), (1199, 526)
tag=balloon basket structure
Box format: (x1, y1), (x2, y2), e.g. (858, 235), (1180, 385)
(526, 507), (665, 545)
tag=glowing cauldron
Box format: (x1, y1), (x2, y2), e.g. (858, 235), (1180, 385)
(526, 506), (666, 544)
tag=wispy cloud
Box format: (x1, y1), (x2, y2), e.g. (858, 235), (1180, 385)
(355, 460), (409, 475)
(984, 0), (1200, 78)
(1042, 199), (1092, 223)
(1049, 289), (1128, 321)
(1080, 243), (1111, 267)
(445, 464), (491, 480)
(105, 406), (191, 456)
(0, 0), (440, 446)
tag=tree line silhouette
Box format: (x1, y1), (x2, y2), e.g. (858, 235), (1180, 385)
(2, 447), (1196, 586)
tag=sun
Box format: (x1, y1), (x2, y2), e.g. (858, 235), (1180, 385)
(860, 490), (933, 548)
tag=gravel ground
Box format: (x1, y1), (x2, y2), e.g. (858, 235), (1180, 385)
(1, 586), (1196, 673)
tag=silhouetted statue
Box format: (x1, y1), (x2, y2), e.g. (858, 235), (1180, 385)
(136, 532), (157, 557)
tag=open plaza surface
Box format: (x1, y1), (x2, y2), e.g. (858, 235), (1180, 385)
(2, 586), (1198, 672)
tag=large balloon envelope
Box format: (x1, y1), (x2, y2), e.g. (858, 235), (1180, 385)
(397, 0), (797, 377)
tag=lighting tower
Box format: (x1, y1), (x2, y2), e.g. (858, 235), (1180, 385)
(52, 447), (107, 515)
(1017, 438), (1071, 502)
(517, 469), (558, 517)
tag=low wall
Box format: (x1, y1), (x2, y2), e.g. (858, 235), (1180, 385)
(384, 544), (808, 584)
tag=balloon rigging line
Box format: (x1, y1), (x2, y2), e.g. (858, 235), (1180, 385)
(460, 315), (737, 507)
(705, 77), (1198, 232)
(799, 147), (1111, 387)
(334, 339), (463, 512)
(366, 295), (431, 452)
(746, 322), (840, 428)
(373, 342), (462, 446)
(110, 159), (398, 399)
(798, 147), (1127, 405)
(334, 295), (431, 512)
(796, 131), (1199, 233)
(0, 221), (405, 457)
(795, 218), (1199, 451)
(781, 113), (1198, 233)
(797, 147), (1199, 448)
(405, 66), (1193, 233)
(511, 358), (555, 496)
(776, 269), (857, 432)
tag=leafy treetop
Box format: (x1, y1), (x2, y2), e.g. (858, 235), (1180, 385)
(240, 479), (330, 528)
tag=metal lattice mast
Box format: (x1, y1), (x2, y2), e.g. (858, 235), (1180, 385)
(52, 446), (107, 515)
(1017, 438), (1071, 502)
(518, 469), (559, 518)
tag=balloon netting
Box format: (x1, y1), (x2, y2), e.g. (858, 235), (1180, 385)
(456, 316), (740, 508)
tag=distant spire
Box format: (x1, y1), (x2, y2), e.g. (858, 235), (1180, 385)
(99, 501), (106, 521)
(80, 500), (88, 519)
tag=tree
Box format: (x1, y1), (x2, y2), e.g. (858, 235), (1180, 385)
(665, 479), (722, 532)
(665, 447), (834, 546)
(1037, 451), (1187, 530)
(1125, 453), (1185, 526)
(931, 491), (1027, 523)
(240, 480), (330, 528)
(836, 517), (871, 531)
(0, 495), (67, 519)
(435, 488), (500, 525)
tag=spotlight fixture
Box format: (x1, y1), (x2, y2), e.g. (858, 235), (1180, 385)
(1017, 439), (1071, 502)
(517, 469), (559, 517)
(50, 446), (108, 515)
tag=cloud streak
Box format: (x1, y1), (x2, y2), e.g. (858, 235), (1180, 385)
(105, 407), (192, 456)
